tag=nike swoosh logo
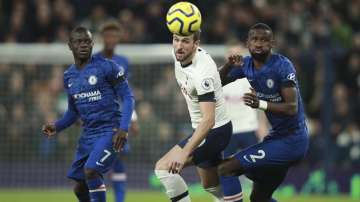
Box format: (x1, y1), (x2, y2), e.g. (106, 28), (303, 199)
(68, 83), (73, 88)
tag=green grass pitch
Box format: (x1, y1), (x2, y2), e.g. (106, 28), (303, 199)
(0, 189), (358, 202)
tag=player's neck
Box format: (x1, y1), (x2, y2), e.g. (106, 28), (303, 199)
(75, 57), (91, 69)
(253, 54), (271, 69)
(102, 49), (114, 59)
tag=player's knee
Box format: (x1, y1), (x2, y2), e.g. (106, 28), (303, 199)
(155, 158), (168, 171)
(84, 168), (101, 180)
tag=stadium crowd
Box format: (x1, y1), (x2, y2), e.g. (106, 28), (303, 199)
(0, 0), (359, 170)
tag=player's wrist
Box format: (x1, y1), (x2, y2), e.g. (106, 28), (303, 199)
(258, 100), (268, 111)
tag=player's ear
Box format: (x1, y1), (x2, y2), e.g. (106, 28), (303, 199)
(194, 39), (200, 47)
(270, 38), (275, 48)
(68, 42), (72, 51)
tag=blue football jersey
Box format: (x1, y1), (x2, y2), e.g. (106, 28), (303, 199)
(61, 56), (131, 137)
(229, 53), (306, 135)
(93, 52), (129, 78)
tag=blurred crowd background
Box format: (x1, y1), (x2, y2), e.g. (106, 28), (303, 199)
(0, 0), (359, 188)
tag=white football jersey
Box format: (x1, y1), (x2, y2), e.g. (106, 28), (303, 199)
(173, 47), (230, 129)
(222, 78), (258, 133)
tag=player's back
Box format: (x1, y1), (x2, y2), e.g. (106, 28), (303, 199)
(64, 56), (122, 137)
(241, 53), (306, 136)
(174, 47), (230, 129)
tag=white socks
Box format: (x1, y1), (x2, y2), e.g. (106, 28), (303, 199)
(205, 185), (223, 202)
(155, 170), (191, 202)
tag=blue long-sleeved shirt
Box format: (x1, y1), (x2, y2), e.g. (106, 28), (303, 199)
(55, 56), (135, 137)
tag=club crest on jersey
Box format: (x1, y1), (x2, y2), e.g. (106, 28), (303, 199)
(88, 75), (97, 85)
(287, 73), (296, 81)
(201, 78), (212, 90)
(266, 79), (274, 88)
(116, 66), (125, 78)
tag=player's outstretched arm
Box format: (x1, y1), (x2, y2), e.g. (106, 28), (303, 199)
(244, 84), (298, 116)
(219, 54), (243, 86)
(42, 95), (78, 137)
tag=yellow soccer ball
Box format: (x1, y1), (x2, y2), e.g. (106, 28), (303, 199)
(166, 1), (202, 36)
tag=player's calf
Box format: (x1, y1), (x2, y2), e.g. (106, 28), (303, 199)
(74, 180), (90, 202)
(85, 168), (106, 202)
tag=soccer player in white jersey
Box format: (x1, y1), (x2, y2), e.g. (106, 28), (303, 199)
(154, 31), (233, 202)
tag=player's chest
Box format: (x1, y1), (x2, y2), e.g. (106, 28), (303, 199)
(175, 68), (197, 98)
(246, 70), (283, 102)
(67, 69), (107, 96)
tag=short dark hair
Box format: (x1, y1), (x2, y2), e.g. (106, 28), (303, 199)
(248, 23), (273, 37)
(193, 30), (201, 42)
(69, 26), (91, 41)
(100, 21), (121, 33)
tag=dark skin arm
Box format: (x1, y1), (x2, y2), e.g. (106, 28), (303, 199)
(243, 83), (298, 116)
(219, 55), (243, 86)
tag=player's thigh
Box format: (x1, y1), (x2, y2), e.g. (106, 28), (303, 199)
(85, 133), (117, 175)
(155, 145), (194, 170)
(217, 157), (245, 177)
(233, 136), (300, 172)
(67, 138), (94, 181)
(196, 166), (219, 188)
(223, 135), (240, 158)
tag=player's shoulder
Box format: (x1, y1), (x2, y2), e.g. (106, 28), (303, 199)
(113, 54), (129, 62)
(92, 55), (115, 69)
(64, 64), (76, 78)
(193, 47), (216, 70)
(242, 56), (252, 68)
(272, 53), (294, 69)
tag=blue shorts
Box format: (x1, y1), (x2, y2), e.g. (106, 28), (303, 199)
(234, 128), (309, 183)
(68, 132), (117, 181)
(178, 121), (232, 168)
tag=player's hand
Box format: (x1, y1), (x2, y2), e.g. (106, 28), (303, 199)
(42, 123), (56, 138)
(243, 88), (259, 108)
(168, 149), (188, 174)
(226, 54), (243, 66)
(112, 128), (128, 152)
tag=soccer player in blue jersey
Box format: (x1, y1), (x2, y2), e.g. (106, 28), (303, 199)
(218, 23), (309, 202)
(94, 21), (139, 202)
(42, 26), (135, 202)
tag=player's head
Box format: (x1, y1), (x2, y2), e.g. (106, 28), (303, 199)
(246, 23), (274, 62)
(100, 21), (121, 52)
(172, 31), (201, 63)
(68, 26), (93, 60)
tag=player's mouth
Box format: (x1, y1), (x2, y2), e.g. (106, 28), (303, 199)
(176, 50), (185, 57)
(254, 49), (264, 54)
(79, 49), (90, 55)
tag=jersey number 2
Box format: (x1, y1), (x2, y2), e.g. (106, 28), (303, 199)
(249, 150), (265, 162)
